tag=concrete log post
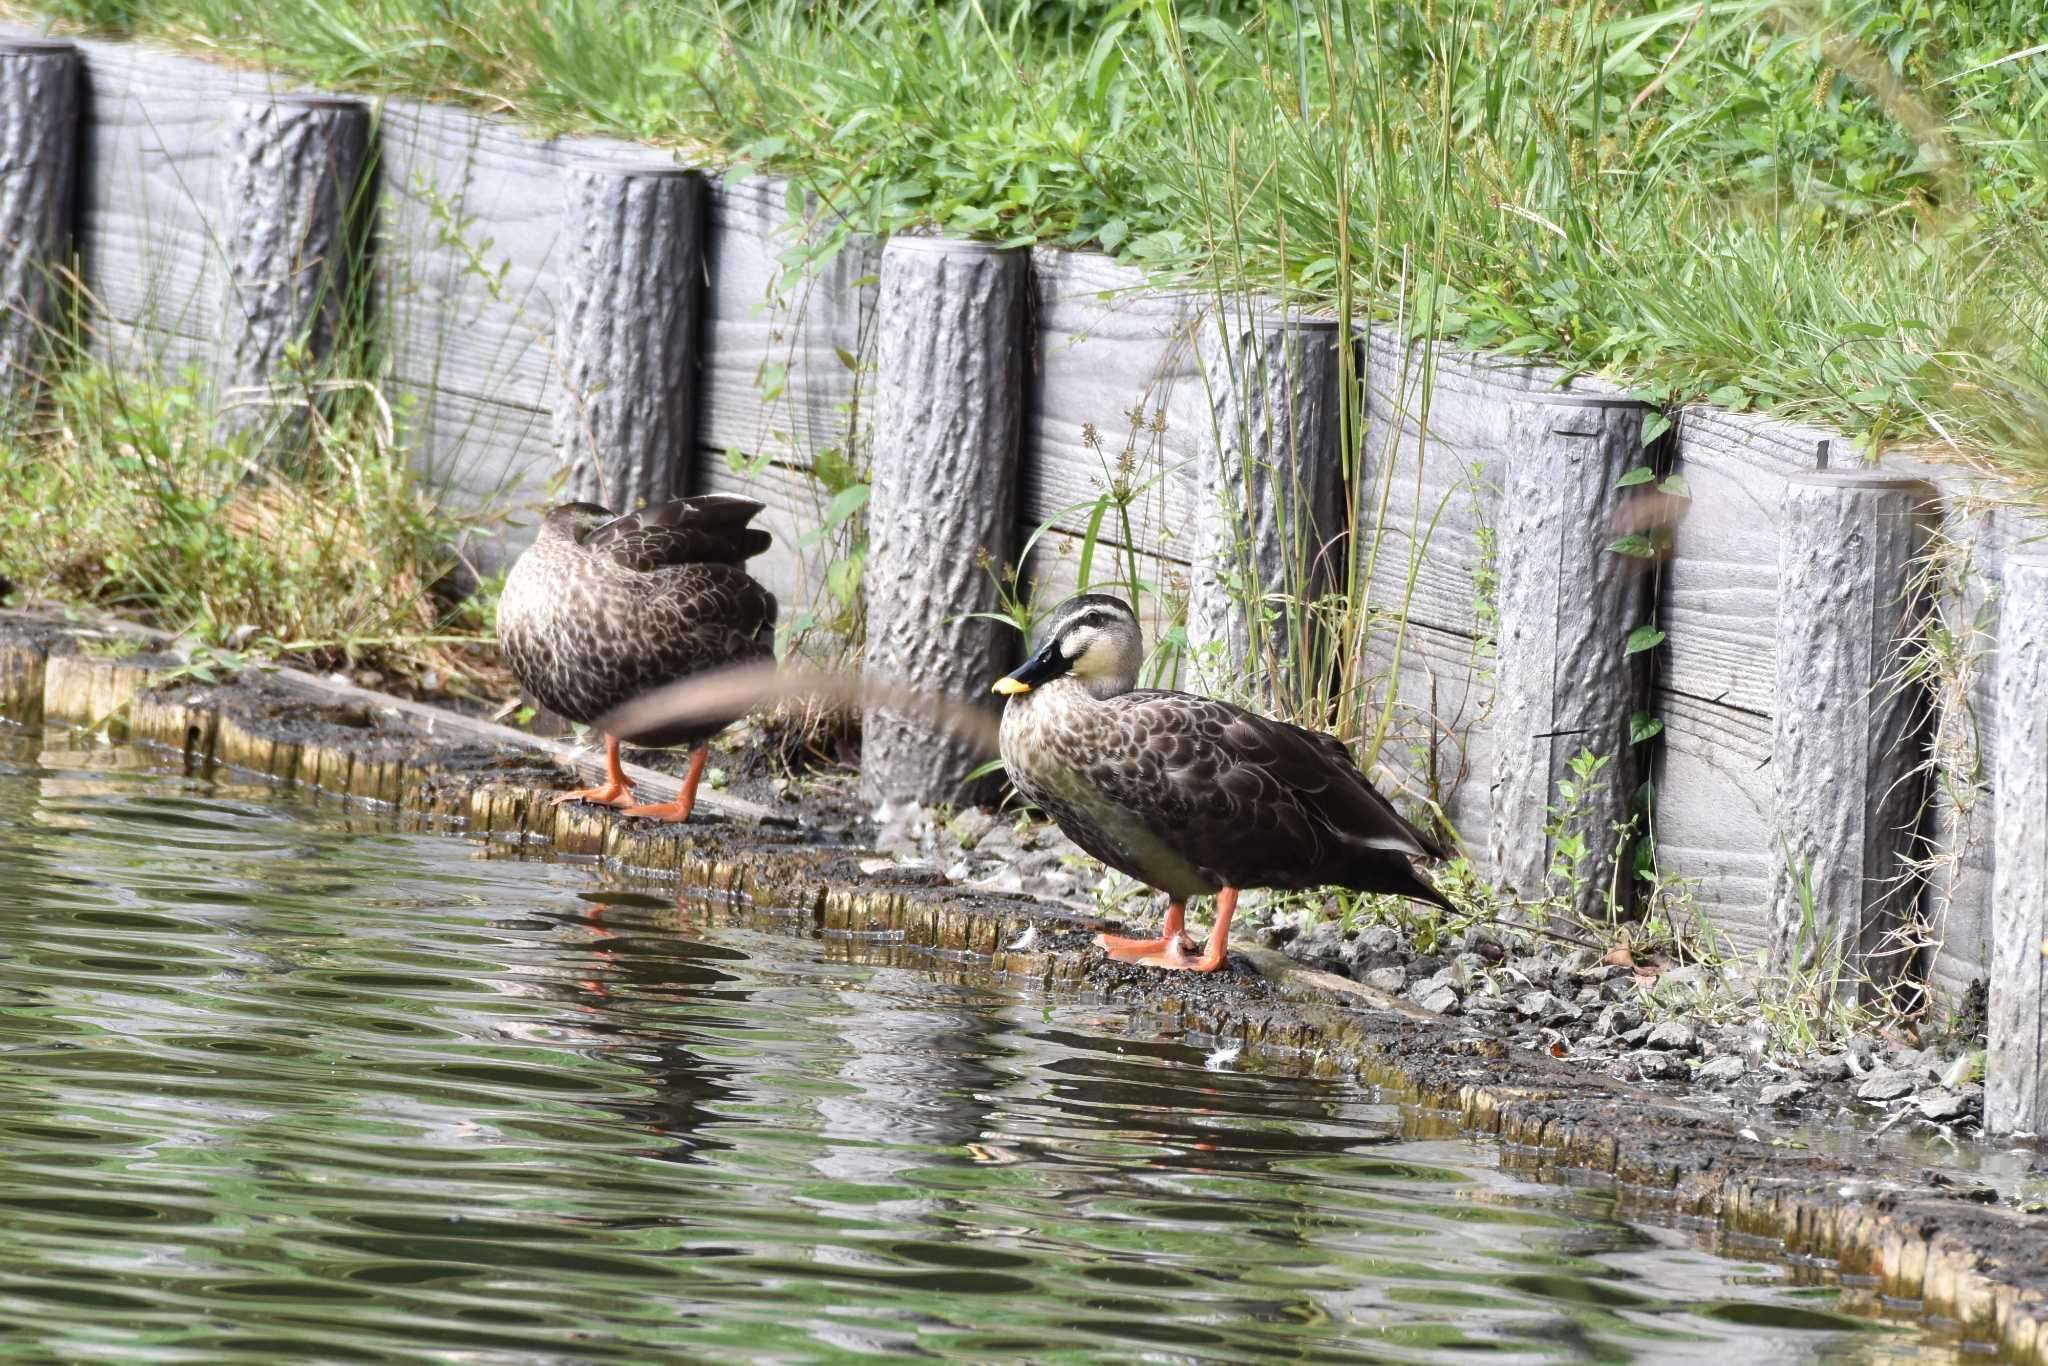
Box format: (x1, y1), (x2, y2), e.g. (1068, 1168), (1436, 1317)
(1186, 306), (1344, 706)
(861, 237), (1027, 809)
(215, 94), (373, 450)
(555, 160), (708, 510)
(1491, 393), (1660, 919)
(1769, 470), (1936, 999)
(1988, 548), (2048, 1136)
(0, 38), (81, 409)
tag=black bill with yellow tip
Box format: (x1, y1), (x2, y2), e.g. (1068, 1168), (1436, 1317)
(991, 635), (1071, 695)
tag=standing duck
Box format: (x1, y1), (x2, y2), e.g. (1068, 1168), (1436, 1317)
(993, 594), (1452, 972)
(498, 496), (777, 823)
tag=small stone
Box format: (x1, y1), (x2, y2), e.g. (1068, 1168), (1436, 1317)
(1913, 1089), (1970, 1122)
(1619, 1023), (1653, 1048)
(1760, 1080), (1814, 1107)
(1517, 990), (1581, 1025)
(946, 808), (998, 851)
(1357, 926), (1401, 955)
(1804, 1053), (1853, 1082)
(1362, 965), (1408, 994)
(1416, 984), (1461, 1016)
(1293, 924), (1346, 965)
(1627, 1050), (1689, 1081)
(1855, 1071), (1918, 1103)
(1645, 1020), (1698, 1052)
(1646, 964), (1706, 1004)
(1697, 1055), (1747, 1086)
(1594, 1004), (1643, 1037)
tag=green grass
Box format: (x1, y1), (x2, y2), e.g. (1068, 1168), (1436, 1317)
(0, 340), (507, 696)
(15, 0), (2048, 501)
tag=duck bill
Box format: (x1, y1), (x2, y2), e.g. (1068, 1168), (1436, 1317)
(991, 638), (1069, 695)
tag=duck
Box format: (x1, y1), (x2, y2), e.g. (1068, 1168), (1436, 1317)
(498, 495), (778, 823)
(992, 593), (1453, 973)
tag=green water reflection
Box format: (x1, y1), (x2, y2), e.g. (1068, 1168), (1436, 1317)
(0, 727), (1980, 1362)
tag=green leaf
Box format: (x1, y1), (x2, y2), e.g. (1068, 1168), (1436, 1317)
(1658, 473), (1692, 498)
(1706, 383), (1749, 411)
(834, 346), (860, 372)
(1607, 533), (1657, 558)
(1624, 624), (1667, 655)
(821, 482), (869, 531)
(1617, 466), (1658, 487)
(1629, 710), (1666, 743)
(1641, 411), (1672, 444)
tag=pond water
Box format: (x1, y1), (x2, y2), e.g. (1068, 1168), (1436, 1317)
(0, 723), (1990, 1363)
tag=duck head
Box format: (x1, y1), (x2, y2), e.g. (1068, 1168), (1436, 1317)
(539, 501), (621, 544)
(992, 594), (1142, 701)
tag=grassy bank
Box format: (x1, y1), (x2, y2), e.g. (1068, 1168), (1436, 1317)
(16, 0), (2048, 502)
(0, 343), (508, 699)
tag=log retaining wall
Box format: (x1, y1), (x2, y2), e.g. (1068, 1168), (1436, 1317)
(5, 28), (2046, 1131)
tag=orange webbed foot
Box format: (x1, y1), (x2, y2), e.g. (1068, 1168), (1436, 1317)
(552, 733), (634, 808)
(1093, 890), (1236, 974)
(550, 782), (634, 808)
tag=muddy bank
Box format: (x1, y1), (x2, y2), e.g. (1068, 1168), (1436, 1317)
(2, 606), (2045, 1361)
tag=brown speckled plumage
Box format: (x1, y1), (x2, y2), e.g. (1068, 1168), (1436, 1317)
(999, 594), (1451, 907)
(499, 496), (778, 750)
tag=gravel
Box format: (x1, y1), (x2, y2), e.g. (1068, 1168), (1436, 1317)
(881, 797), (1993, 1139)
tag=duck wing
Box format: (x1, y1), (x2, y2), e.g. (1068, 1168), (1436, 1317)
(1087, 690), (1448, 884)
(587, 495), (772, 571)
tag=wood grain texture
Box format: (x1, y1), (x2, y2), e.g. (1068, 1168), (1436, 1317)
(1651, 686), (1776, 949)
(1490, 396), (1658, 915)
(63, 35), (253, 362)
(1185, 308), (1345, 704)
(0, 39), (79, 405)
(1988, 550), (2048, 1134)
(1770, 471), (1937, 997)
(1356, 616), (1496, 867)
(215, 95), (370, 447)
(862, 239), (1027, 805)
(1659, 404), (1832, 715)
(555, 162), (707, 509)
(698, 172), (877, 469)
(1356, 328), (1568, 636)
(1024, 248), (1203, 560)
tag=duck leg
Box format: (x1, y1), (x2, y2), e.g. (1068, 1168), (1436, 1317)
(1095, 899), (1197, 962)
(551, 734), (636, 808)
(1096, 888), (1237, 973)
(621, 745), (709, 823)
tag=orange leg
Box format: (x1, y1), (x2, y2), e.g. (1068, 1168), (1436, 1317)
(551, 733), (635, 808)
(621, 745), (708, 824)
(1096, 888), (1237, 974)
(1096, 899), (1194, 962)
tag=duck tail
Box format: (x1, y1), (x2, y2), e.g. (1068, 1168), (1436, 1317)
(1348, 855), (1458, 915)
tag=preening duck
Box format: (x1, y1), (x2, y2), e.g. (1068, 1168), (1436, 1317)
(498, 495), (778, 823)
(993, 594), (1452, 973)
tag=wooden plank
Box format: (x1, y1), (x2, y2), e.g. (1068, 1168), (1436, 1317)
(1659, 405), (1831, 715)
(64, 35), (254, 361)
(1356, 329), (1565, 637)
(698, 172), (877, 468)
(1652, 685), (1776, 953)
(1024, 248), (1203, 559)
(372, 98), (643, 537)
(1356, 616), (1495, 867)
